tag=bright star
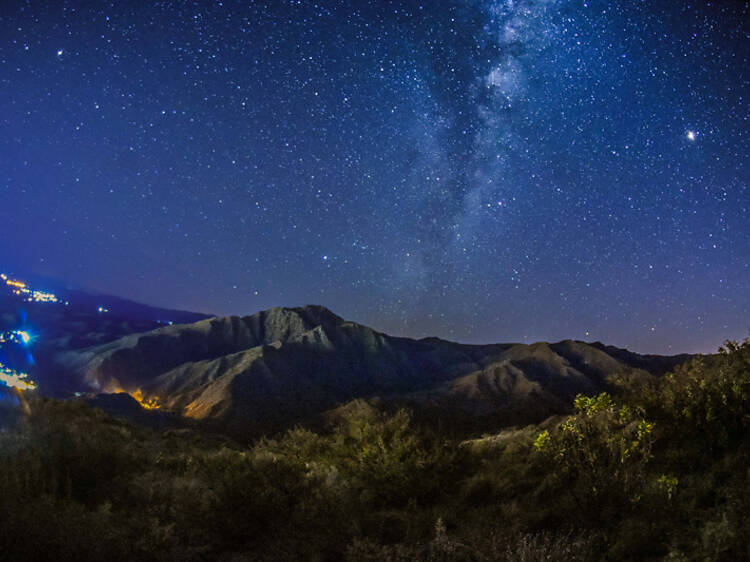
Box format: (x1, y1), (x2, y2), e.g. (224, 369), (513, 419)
(687, 131), (696, 141)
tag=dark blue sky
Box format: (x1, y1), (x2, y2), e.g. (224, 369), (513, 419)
(1, 1), (748, 353)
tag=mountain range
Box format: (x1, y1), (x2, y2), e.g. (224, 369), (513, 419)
(57, 304), (692, 435)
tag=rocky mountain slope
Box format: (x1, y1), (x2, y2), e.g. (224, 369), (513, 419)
(58, 305), (692, 433)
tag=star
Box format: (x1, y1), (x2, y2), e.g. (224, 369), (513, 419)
(0, 0), (746, 355)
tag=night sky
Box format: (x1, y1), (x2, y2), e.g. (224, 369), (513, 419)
(1, 1), (748, 354)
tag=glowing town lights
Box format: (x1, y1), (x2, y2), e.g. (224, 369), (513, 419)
(32, 290), (58, 303)
(0, 273), (44, 392)
(14, 330), (31, 345)
(132, 389), (161, 410)
(0, 330), (34, 346)
(0, 366), (36, 390)
(2, 273), (60, 303)
(0, 328), (38, 391)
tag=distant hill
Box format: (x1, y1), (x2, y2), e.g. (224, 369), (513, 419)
(0, 278), (211, 395)
(59, 305), (692, 434)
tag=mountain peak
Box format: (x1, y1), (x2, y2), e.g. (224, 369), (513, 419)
(263, 304), (345, 327)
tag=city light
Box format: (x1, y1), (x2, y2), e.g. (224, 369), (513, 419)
(0, 328), (37, 391)
(0, 330), (34, 346)
(0, 365), (36, 391)
(13, 330), (31, 345)
(1, 272), (60, 303)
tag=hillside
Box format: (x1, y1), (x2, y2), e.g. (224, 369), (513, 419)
(0, 273), (211, 396)
(1, 338), (748, 561)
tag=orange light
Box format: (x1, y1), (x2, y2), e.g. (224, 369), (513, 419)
(132, 389), (161, 410)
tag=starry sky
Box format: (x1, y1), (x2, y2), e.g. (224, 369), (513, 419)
(1, 1), (748, 354)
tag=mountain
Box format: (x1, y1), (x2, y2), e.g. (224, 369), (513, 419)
(59, 305), (692, 434)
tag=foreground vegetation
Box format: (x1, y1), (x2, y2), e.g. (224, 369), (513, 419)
(0, 339), (749, 561)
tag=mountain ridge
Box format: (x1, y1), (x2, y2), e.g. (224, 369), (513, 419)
(59, 305), (693, 434)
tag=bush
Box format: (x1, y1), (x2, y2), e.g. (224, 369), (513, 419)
(1, 340), (749, 559)
(534, 393), (655, 524)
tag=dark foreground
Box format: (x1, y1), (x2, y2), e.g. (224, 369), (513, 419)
(0, 339), (748, 561)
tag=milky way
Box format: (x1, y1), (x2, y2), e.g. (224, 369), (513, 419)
(1, 1), (748, 353)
